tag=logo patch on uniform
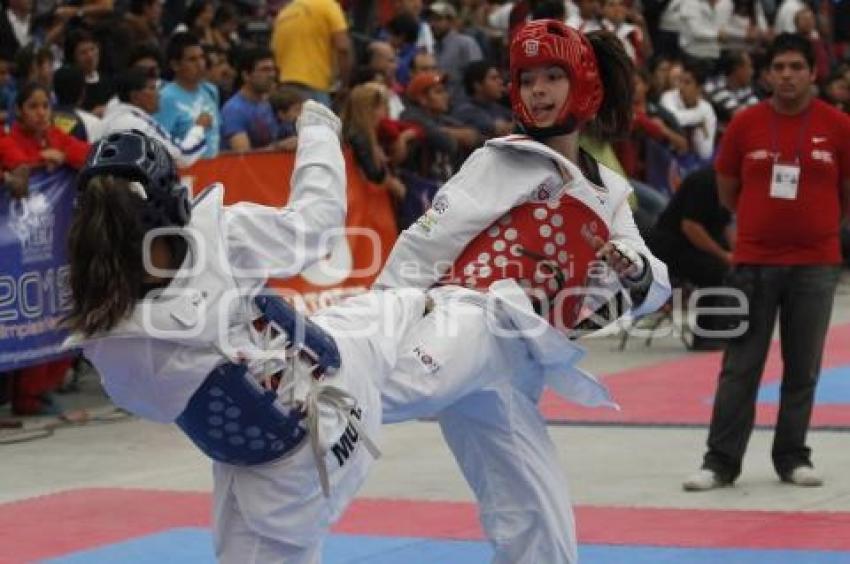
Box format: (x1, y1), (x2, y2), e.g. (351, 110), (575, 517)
(413, 345), (441, 374)
(415, 210), (439, 235)
(331, 407), (363, 467)
(531, 176), (563, 202)
(524, 39), (539, 57)
(432, 194), (449, 215)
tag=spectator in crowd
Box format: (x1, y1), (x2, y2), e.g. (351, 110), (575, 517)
(831, 0), (850, 59)
(123, 0), (163, 49)
(657, 0), (685, 57)
(52, 65), (103, 142)
(0, 82), (88, 415)
(820, 70), (850, 113)
(0, 0), (32, 62)
(683, 33), (850, 492)
(660, 61), (718, 162)
(528, 0), (570, 22)
(704, 50), (759, 126)
(568, 0), (603, 31)
(341, 81), (406, 199)
(649, 166), (734, 349)
(269, 85), (304, 151)
(221, 47), (279, 152)
(0, 83), (88, 170)
(0, 82), (88, 176)
(156, 32), (220, 158)
(128, 44), (163, 84)
(204, 45), (236, 105)
(364, 40), (405, 118)
(13, 43), (54, 96)
(678, 0), (724, 74)
(271, 0), (352, 107)
(451, 60), (513, 138)
(425, 1), (483, 103)
(178, 0), (216, 47)
(616, 67), (689, 181)
(384, 12), (421, 88)
(101, 68), (207, 167)
(161, 0), (187, 35)
(393, 0), (436, 53)
(454, 0), (496, 59)
(668, 58), (685, 90)
(53, 0), (115, 26)
(65, 29), (113, 115)
(648, 54), (676, 101)
(773, 0), (805, 34)
(794, 5), (831, 81)
(601, 0), (645, 63)
(485, 0), (514, 38)
(410, 50), (439, 77)
(0, 53), (13, 126)
(716, 0), (769, 53)
(211, 3), (240, 52)
(400, 70), (481, 182)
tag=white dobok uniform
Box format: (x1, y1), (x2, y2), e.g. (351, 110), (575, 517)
(69, 125), (615, 563)
(376, 135), (672, 564)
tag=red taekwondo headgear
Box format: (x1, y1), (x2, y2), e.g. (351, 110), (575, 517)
(509, 19), (603, 138)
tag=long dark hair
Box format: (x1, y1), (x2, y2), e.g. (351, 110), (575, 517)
(66, 175), (147, 336)
(584, 30), (635, 142)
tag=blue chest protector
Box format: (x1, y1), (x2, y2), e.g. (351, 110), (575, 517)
(175, 292), (341, 466)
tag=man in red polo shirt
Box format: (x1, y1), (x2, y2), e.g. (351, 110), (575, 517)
(684, 33), (850, 491)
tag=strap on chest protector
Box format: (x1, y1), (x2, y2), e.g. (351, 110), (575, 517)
(175, 292), (342, 466)
(255, 292), (341, 374)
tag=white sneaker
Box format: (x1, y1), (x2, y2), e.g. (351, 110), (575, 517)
(682, 469), (727, 492)
(782, 466), (823, 487)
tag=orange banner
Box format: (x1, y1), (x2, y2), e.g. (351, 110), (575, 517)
(184, 150), (398, 312)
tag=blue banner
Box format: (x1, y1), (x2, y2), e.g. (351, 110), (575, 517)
(0, 168), (77, 371)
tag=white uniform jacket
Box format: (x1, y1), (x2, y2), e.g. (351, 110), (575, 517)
(68, 123), (346, 423)
(376, 135), (671, 320)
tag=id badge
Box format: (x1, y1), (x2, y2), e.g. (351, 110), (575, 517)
(770, 162), (800, 200)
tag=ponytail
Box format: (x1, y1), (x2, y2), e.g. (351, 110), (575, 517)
(66, 175), (147, 336)
(584, 30), (634, 142)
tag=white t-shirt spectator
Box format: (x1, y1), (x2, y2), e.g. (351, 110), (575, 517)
(678, 0), (723, 60)
(660, 88), (718, 160)
(774, 0), (805, 33)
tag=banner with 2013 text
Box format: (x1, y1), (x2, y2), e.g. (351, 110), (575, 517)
(0, 168), (76, 371)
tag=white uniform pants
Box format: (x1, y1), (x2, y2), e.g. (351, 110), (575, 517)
(384, 289), (578, 563)
(212, 339), (384, 564)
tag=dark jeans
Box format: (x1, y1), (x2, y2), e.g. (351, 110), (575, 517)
(702, 264), (841, 482)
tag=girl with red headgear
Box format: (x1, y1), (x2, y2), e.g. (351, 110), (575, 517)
(376, 20), (671, 563)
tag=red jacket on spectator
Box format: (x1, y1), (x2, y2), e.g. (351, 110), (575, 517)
(0, 122), (89, 170)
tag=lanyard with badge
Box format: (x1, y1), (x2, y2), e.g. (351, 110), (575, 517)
(768, 105), (810, 200)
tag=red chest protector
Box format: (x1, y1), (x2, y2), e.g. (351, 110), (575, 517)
(440, 192), (610, 330)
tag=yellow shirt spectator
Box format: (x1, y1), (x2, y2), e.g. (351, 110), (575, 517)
(271, 0), (349, 93)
